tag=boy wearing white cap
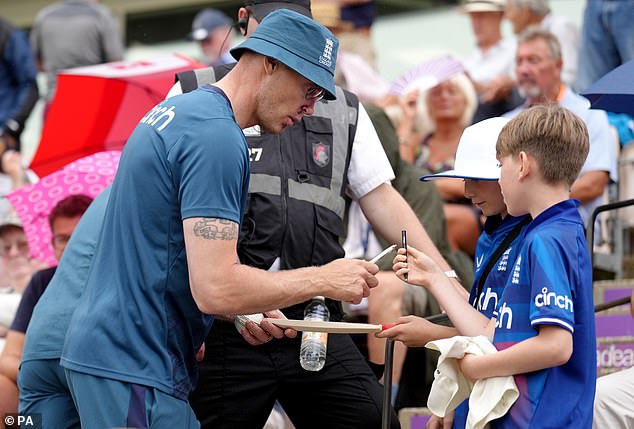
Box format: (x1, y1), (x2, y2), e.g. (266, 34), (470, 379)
(377, 117), (530, 428)
(390, 106), (596, 428)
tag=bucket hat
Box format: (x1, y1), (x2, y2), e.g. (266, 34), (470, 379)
(231, 9), (338, 100)
(421, 117), (510, 181)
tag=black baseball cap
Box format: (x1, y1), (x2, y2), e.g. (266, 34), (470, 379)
(244, 0), (312, 21)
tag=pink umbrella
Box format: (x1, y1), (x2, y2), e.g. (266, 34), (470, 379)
(7, 150), (120, 266)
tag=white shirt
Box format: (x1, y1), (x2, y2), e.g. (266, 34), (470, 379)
(462, 38), (517, 85)
(542, 14), (580, 88)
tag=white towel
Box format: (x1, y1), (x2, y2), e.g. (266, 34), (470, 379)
(0, 290), (22, 327)
(426, 335), (519, 429)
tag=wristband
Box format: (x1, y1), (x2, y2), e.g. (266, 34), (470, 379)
(444, 270), (459, 280)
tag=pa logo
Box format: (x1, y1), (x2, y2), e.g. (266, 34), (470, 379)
(312, 143), (330, 167)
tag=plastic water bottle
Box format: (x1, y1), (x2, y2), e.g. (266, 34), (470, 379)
(299, 296), (330, 371)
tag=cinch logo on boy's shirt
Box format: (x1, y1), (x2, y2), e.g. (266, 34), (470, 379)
(476, 287), (499, 313)
(511, 256), (521, 284)
(534, 287), (574, 312)
(494, 301), (513, 330)
(497, 247), (512, 272)
(319, 38), (334, 67)
(140, 105), (176, 131)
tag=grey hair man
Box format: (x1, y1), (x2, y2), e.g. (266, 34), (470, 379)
(504, 28), (617, 231)
(505, 0), (579, 86)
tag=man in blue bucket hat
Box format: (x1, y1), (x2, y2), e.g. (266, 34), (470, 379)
(231, 9), (338, 102)
(168, 2), (465, 429)
(58, 9), (381, 429)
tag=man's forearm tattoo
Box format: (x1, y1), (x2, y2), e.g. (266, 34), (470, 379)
(193, 218), (238, 240)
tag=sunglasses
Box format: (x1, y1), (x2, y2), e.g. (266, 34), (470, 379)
(305, 86), (325, 102)
(272, 59), (325, 102)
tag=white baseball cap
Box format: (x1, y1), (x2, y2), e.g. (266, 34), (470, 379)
(420, 117), (510, 182)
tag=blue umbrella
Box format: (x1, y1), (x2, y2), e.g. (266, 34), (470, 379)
(581, 59), (634, 116)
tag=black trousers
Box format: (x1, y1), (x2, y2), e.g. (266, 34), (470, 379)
(190, 320), (400, 429)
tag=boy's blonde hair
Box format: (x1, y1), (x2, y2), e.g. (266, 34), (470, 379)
(496, 104), (589, 187)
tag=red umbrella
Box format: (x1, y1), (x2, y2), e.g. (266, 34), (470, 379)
(29, 54), (204, 177)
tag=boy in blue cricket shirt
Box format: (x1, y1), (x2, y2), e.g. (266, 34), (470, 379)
(393, 105), (595, 428)
(378, 117), (531, 428)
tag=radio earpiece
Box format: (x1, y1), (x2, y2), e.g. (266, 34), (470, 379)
(238, 16), (249, 35)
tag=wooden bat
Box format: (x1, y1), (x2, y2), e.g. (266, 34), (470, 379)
(262, 318), (397, 334)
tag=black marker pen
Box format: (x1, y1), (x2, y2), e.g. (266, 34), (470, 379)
(401, 230), (408, 281)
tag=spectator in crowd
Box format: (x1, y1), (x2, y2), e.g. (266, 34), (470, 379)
(505, 0), (579, 87)
(575, 0), (634, 93)
(461, 0), (522, 122)
(0, 151), (37, 226)
(30, 0), (124, 107)
(0, 152), (37, 294)
(504, 28), (618, 230)
(188, 8), (235, 67)
(0, 194), (92, 419)
(574, 0), (634, 164)
(0, 16), (38, 156)
(313, 0), (377, 69)
(311, 1), (389, 103)
(0, 223), (45, 296)
(389, 70), (481, 257)
(0, 223), (32, 349)
(0, 224), (29, 293)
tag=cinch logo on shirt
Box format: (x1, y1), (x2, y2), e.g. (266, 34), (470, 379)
(497, 247), (512, 272)
(534, 287), (574, 312)
(511, 256), (521, 284)
(476, 287), (499, 312)
(140, 105), (176, 131)
(319, 38), (334, 68)
(494, 301), (513, 329)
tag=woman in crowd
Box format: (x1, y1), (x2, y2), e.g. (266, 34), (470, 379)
(389, 71), (480, 256)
